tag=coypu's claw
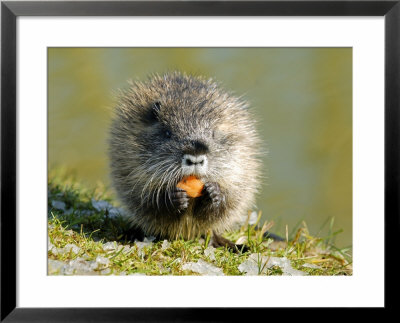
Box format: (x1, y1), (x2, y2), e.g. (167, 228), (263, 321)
(170, 187), (189, 211)
(203, 182), (225, 208)
(210, 232), (249, 253)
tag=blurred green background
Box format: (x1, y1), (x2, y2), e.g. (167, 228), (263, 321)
(48, 48), (352, 247)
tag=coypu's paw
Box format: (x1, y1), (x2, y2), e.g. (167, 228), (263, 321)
(211, 232), (249, 253)
(170, 187), (189, 212)
(203, 182), (225, 208)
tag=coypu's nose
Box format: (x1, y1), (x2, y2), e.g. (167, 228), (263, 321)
(187, 140), (209, 155)
(182, 154), (208, 175)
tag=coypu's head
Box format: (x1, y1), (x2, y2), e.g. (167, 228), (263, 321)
(109, 72), (261, 228)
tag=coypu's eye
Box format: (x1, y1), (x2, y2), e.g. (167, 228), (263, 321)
(164, 130), (171, 139)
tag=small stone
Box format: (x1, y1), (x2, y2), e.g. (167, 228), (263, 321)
(108, 207), (124, 218)
(48, 240), (55, 252)
(51, 200), (66, 211)
(87, 261), (98, 271)
(48, 259), (67, 275)
(100, 268), (111, 275)
(62, 265), (75, 275)
(67, 258), (98, 275)
(238, 256), (260, 275)
(103, 241), (118, 252)
(64, 243), (81, 255)
(121, 245), (132, 254)
(96, 255), (110, 266)
(91, 199), (123, 218)
(182, 259), (224, 276)
(161, 240), (170, 250)
(135, 238), (153, 257)
(282, 264), (306, 276)
(91, 198), (113, 212)
(64, 208), (74, 215)
(238, 253), (306, 276)
(204, 246), (216, 261)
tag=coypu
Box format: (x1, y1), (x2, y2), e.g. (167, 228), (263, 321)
(108, 72), (262, 250)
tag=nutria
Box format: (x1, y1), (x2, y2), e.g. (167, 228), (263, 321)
(108, 72), (262, 250)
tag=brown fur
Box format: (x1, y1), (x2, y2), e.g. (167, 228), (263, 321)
(109, 72), (262, 240)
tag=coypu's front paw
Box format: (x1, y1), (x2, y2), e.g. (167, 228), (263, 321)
(170, 187), (189, 212)
(203, 182), (225, 208)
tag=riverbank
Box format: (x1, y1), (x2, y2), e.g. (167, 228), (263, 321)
(48, 170), (352, 276)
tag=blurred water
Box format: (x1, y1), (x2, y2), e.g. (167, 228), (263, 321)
(49, 48), (352, 247)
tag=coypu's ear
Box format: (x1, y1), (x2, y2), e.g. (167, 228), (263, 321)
(144, 101), (161, 124)
(153, 101), (162, 113)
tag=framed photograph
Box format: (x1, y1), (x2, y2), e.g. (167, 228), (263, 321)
(1, 0), (398, 320)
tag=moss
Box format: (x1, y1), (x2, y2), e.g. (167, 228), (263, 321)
(48, 170), (352, 276)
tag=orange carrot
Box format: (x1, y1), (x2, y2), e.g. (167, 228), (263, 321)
(177, 175), (204, 198)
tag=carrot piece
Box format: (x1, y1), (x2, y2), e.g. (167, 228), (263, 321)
(177, 175), (204, 198)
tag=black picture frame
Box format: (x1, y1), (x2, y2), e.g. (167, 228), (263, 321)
(1, 0), (398, 321)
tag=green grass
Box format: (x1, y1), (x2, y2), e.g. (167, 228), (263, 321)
(48, 169), (352, 276)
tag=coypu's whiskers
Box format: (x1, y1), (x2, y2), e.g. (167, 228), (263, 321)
(127, 156), (165, 197)
(140, 162), (171, 207)
(164, 165), (182, 211)
(153, 162), (178, 210)
(158, 164), (180, 214)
